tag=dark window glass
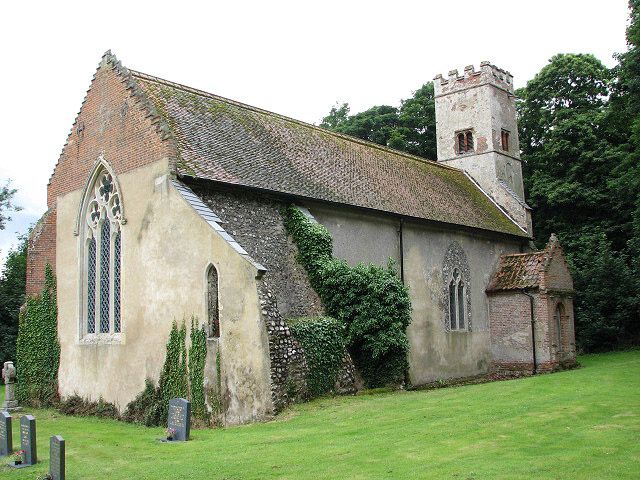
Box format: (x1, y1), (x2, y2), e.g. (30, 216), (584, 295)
(114, 231), (121, 333)
(99, 220), (111, 333)
(87, 237), (96, 334)
(457, 282), (465, 329)
(208, 265), (220, 338)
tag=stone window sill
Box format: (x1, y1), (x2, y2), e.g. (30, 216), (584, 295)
(79, 333), (125, 345)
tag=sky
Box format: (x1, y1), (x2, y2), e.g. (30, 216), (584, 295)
(0, 0), (630, 268)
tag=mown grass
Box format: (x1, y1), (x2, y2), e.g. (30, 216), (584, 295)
(1, 350), (639, 479)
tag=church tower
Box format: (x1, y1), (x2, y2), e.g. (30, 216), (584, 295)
(434, 62), (531, 233)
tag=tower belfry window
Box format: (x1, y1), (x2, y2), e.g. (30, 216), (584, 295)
(456, 130), (474, 154)
(501, 129), (510, 151)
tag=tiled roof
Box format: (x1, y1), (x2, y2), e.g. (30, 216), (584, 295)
(129, 69), (527, 237)
(486, 251), (547, 292)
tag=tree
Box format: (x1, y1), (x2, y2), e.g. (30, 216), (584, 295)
(320, 83), (437, 160)
(0, 180), (21, 231)
(517, 52), (640, 351)
(0, 234), (27, 364)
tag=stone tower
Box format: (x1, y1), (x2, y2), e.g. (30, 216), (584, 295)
(434, 62), (531, 233)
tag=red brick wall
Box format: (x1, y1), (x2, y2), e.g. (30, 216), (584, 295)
(26, 55), (176, 296)
(26, 208), (56, 296)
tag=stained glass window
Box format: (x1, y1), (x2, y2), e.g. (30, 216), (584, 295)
(114, 231), (121, 333)
(99, 220), (111, 333)
(87, 237), (97, 333)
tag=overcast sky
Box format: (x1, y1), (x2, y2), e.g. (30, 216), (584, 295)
(0, 0), (630, 267)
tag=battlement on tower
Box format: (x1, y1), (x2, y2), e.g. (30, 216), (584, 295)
(433, 61), (514, 97)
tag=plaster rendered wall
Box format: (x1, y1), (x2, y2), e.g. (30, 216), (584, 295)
(304, 203), (523, 384)
(56, 160), (273, 424)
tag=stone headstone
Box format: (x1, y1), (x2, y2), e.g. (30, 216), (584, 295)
(20, 415), (37, 465)
(49, 435), (65, 480)
(0, 412), (11, 456)
(167, 398), (190, 441)
(2, 361), (20, 412)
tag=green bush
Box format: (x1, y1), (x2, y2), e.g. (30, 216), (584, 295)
(288, 316), (345, 396)
(283, 206), (412, 387)
(123, 378), (164, 426)
(188, 318), (208, 422)
(15, 264), (60, 406)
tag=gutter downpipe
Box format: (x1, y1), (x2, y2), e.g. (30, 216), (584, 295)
(520, 289), (537, 375)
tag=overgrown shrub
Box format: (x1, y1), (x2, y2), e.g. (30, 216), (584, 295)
(157, 321), (188, 423)
(15, 264), (60, 406)
(58, 394), (119, 419)
(123, 378), (164, 426)
(288, 316), (345, 396)
(283, 206), (412, 387)
(188, 318), (208, 422)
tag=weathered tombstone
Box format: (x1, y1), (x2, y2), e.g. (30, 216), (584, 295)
(20, 415), (37, 465)
(2, 361), (20, 412)
(0, 412), (11, 456)
(167, 398), (191, 441)
(50, 435), (65, 480)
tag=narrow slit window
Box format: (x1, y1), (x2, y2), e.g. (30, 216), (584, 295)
(207, 265), (220, 338)
(114, 231), (121, 333)
(456, 130), (474, 154)
(457, 282), (465, 329)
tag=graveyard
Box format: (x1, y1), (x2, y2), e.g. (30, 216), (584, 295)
(0, 350), (637, 479)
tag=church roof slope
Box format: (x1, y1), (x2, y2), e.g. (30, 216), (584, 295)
(129, 69), (527, 237)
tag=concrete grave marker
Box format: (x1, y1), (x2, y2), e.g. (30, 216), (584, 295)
(50, 435), (65, 480)
(0, 411), (11, 456)
(167, 398), (191, 441)
(20, 414), (37, 465)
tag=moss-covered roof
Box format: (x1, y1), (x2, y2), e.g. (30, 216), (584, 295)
(130, 69), (527, 237)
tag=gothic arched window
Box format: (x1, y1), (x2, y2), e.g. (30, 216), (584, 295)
(442, 242), (472, 332)
(448, 269), (466, 330)
(82, 168), (123, 336)
(207, 265), (220, 338)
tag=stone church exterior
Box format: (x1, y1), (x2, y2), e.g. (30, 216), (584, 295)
(26, 52), (576, 425)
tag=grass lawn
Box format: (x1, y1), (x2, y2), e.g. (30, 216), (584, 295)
(1, 350), (639, 479)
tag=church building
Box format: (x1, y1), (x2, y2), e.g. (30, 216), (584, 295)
(26, 52), (577, 425)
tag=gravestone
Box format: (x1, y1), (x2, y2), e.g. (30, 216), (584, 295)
(20, 415), (37, 465)
(2, 361), (20, 412)
(0, 412), (11, 456)
(50, 435), (65, 480)
(167, 398), (191, 441)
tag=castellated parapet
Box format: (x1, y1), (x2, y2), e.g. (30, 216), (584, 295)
(433, 62), (514, 97)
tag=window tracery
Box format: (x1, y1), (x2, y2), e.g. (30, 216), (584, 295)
(82, 168), (123, 336)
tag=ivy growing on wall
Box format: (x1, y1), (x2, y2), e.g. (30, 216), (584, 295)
(283, 206), (412, 387)
(288, 316), (345, 396)
(188, 317), (207, 422)
(158, 321), (188, 419)
(124, 319), (208, 427)
(15, 264), (60, 406)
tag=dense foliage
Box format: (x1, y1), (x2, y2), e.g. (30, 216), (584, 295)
(0, 235), (26, 365)
(288, 316), (345, 396)
(320, 82), (437, 160)
(319, 2), (640, 352)
(15, 264), (60, 406)
(158, 321), (189, 420)
(188, 318), (208, 422)
(284, 206), (412, 387)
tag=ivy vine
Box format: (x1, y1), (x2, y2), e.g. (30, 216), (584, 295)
(15, 264), (60, 406)
(188, 317), (207, 422)
(283, 206), (412, 387)
(288, 316), (345, 396)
